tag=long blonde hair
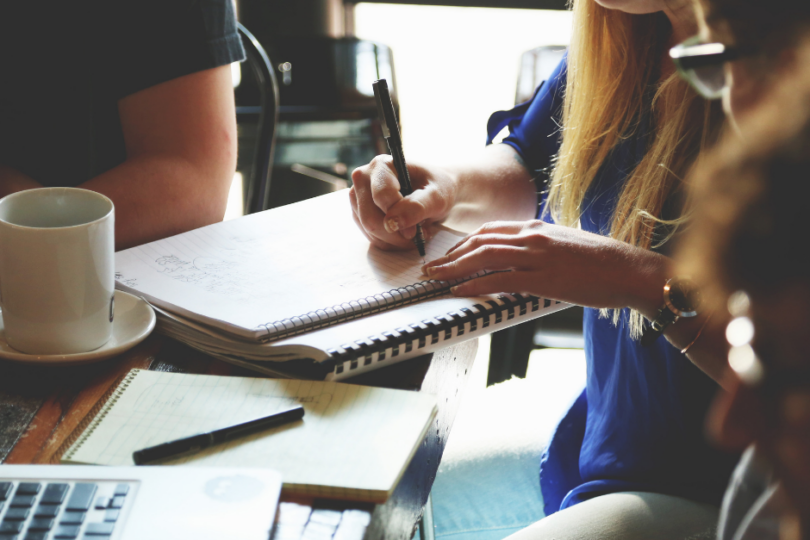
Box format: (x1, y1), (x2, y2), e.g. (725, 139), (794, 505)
(545, 0), (721, 336)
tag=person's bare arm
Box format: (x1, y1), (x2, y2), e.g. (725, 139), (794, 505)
(423, 220), (731, 387)
(0, 165), (42, 196)
(351, 140), (731, 385)
(349, 144), (538, 250)
(446, 144), (539, 231)
(82, 64), (236, 249)
(0, 65), (236, 250)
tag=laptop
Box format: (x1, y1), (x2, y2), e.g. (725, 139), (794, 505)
(0, 465), (281, 540)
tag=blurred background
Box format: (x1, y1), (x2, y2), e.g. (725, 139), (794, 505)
(226, 0), (571, 219)
(353, 4), (572, 164)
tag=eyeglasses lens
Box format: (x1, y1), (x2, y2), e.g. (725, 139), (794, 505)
(686, 65), (726, 100)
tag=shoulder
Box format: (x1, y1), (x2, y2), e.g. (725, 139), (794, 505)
(488, 55), (568, 172)
(98, 0), (245, 100)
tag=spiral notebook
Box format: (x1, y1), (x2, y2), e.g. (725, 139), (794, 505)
(59, 369), (438, 503)
(115, 191), (569, 379)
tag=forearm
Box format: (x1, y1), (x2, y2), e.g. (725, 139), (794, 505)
(443, 144), (539, 231)
(80, 155), (231, 250)
(98, 64), (236, 250)
(1, 66), (235, 250)
(0, 165), (42, 197)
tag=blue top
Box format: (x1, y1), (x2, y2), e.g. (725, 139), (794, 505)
(486, 58), (736, 515)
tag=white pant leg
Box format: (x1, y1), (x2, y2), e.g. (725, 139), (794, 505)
(503, 492), (719, 540)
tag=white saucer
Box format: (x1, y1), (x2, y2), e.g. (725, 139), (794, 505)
(0, 290), (156, 365)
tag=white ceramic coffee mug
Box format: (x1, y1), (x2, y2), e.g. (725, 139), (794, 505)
(0, 188), (115, 355)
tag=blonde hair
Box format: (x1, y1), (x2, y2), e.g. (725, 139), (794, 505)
(545, 0), (721, 337)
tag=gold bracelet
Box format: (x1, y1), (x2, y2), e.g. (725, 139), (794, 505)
(680, 313), (713, 355)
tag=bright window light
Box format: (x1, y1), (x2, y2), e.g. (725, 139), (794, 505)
(355, 4), (572, 166)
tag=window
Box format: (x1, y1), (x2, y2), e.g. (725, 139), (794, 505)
(354, 4), (572, 164)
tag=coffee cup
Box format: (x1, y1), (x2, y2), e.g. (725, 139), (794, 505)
(0, 188), (115, 355)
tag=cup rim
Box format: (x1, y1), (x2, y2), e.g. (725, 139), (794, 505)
(0, 187), (114, 230)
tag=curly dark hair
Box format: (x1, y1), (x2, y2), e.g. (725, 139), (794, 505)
(699, 0), (810, 53)
(679, 42), (810, 303)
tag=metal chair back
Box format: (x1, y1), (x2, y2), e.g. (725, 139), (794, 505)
(237, 23), (280, 214)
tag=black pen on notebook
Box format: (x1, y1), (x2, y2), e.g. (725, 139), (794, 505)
(372, 79), (427, 259)
(132, 404), (304, 465)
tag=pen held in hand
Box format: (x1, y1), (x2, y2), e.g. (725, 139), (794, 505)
(372, 78), (427, 258)
(132, 404), (305, 465)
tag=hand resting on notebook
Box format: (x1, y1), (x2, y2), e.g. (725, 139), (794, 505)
(422, 219), (671, 315)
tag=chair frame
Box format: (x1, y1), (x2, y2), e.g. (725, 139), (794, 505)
(237, 23), (280, 215)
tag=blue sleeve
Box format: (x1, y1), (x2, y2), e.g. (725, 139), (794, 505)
(486, 56), (567, 175)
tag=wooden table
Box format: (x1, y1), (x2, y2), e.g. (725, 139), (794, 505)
(0, 335), (478, 540)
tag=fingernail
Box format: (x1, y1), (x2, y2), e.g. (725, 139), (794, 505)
(451, 286), (460, 295)
(384, 218), (400, 233)
(426, 266), (438, 276)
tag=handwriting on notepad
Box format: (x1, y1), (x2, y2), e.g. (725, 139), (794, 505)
(114, 272), (138, 288)
(113, 191), (469, 335)
(127, 227), (460, 303)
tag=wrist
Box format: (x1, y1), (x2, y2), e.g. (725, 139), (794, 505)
(624, 250), (673, 318)
(443, 166), (466, 208)
(640, 275), (703, 347)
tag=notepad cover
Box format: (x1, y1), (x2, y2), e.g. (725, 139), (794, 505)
(61, 369), (437, 503)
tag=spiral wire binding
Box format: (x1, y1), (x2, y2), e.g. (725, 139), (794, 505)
(55, 369), (141, 463)
(257, 273), (487, 343)
(327, 293), (561, 375)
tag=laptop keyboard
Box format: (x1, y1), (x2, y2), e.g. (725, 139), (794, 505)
(0, 480), (135, 540)
(272, 503), (371, 540)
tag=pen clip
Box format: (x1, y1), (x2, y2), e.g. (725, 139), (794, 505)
(372, 79), (395, 140)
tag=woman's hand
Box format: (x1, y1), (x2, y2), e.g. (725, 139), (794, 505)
(349, 144), (540, 251)
(349, 155), (458, 251)
(422, 220), (670, 312)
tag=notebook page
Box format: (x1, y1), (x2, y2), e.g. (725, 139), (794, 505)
(63, 370), (437, 501)
(115, 191), (465, 340)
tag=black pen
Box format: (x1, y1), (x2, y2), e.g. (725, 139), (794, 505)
(372, 79), (427, 258)
(132, 404), (305, 465)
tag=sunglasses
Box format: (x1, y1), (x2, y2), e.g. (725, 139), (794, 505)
(669, 36), (757, 100)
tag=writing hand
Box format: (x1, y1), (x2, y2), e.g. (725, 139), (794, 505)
(349, 155), (457, 251)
